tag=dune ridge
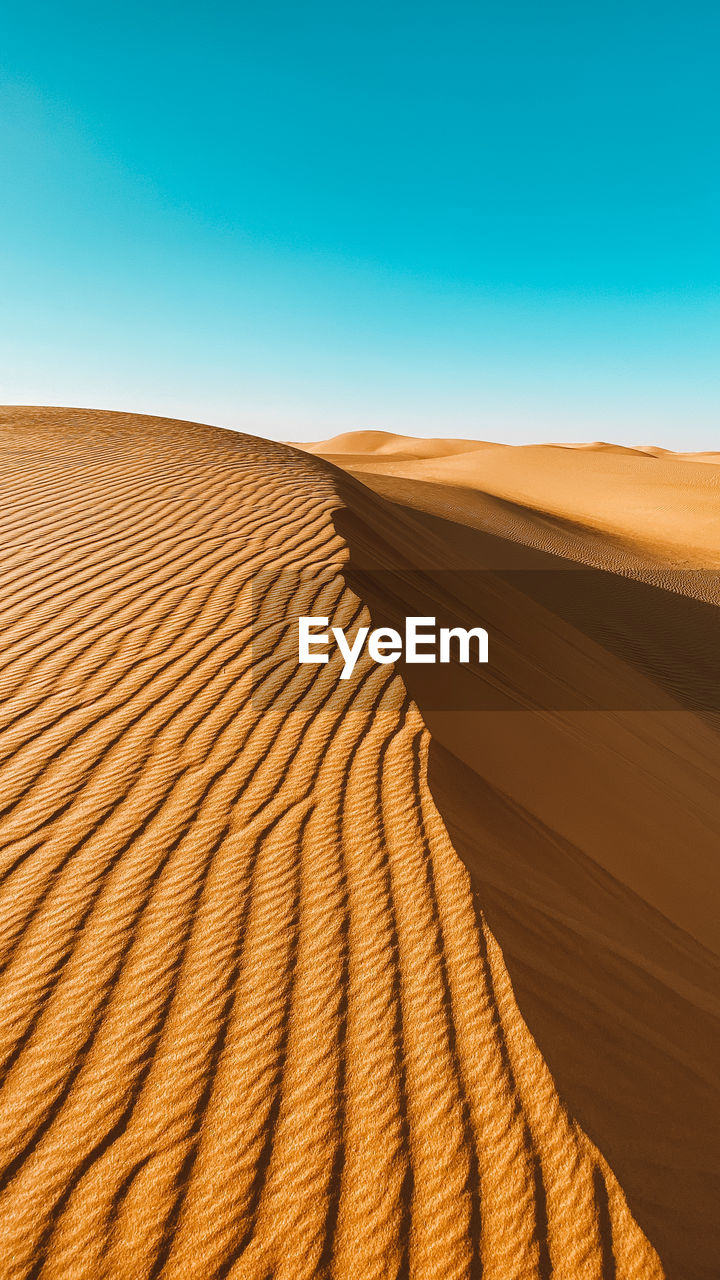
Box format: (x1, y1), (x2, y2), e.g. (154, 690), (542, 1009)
(0, 407), (672, 1278)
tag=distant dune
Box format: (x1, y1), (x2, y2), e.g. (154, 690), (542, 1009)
(0, 409), (716, 1279)
(297, 430), (720, 568)
(288, 430), (497, 461)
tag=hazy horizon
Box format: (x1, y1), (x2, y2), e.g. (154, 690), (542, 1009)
(1, 400), (716, 453)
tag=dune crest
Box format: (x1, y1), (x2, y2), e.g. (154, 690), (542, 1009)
(0, 407), (675, 1278)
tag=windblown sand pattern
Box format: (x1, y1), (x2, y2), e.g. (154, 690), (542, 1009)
(0, 408), (665, 1278)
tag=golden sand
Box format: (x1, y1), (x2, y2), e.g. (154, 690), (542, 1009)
(0, 408), (715, 1278)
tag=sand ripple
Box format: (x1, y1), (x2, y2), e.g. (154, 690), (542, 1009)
(0, 409), (663, 1279)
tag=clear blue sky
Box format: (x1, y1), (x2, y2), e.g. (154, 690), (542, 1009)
(1, 1), (718, 446)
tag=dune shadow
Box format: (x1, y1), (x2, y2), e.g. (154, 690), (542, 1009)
(332, 479), (720, 1280)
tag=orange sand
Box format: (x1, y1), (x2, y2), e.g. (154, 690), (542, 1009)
(0, 408), (714, 1279)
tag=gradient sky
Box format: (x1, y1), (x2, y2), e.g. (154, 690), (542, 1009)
(1, 0), (718, 446)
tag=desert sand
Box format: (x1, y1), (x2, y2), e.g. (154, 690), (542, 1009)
(0, 408), (716, 1279)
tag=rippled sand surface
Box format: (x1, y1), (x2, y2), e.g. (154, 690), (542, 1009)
(0, 408), (706, 1278)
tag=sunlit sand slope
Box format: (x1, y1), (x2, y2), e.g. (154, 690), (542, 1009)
(0, 408), (663, 1280)
(299, 429), (720, 567)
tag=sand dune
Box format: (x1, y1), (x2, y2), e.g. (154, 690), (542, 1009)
(298, 432), (720, 568)
(289, 430), (496, 461)
(0, 409), (713, 1279)
(302, 429), (720, 1280)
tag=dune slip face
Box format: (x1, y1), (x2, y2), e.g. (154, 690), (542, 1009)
(0, 407), (674, 1279)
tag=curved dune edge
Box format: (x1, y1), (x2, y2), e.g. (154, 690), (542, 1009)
(0, 408), (663, 1279)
